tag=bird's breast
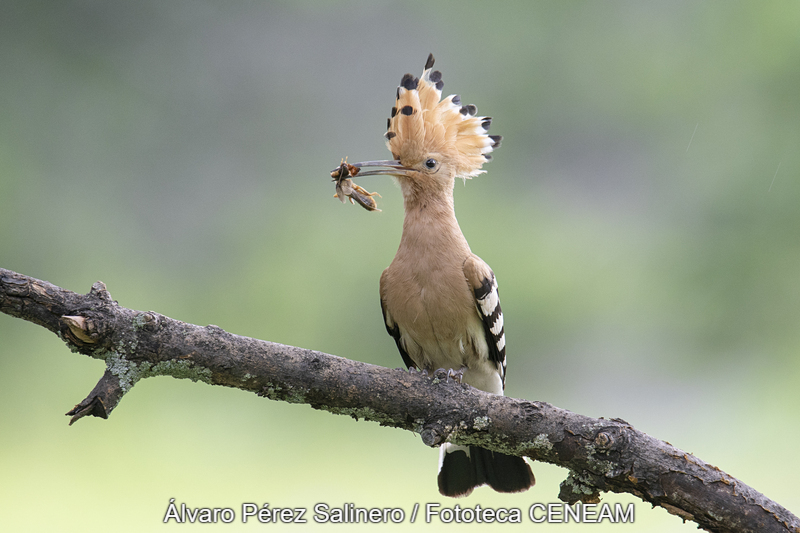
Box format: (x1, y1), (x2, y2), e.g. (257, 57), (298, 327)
(385, 258), (479, 365)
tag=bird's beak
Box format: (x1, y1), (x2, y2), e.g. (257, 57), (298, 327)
(346, 160), (414, 178)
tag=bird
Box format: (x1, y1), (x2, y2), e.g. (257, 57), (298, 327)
(344, 54), (535, 497)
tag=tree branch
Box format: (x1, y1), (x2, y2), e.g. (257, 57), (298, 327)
(1, 267), (797, 533)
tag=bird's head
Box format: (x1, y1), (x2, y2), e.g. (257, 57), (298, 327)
(351, 54), (501, 196)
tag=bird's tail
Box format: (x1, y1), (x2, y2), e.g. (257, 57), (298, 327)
(437, 443), (535, 497)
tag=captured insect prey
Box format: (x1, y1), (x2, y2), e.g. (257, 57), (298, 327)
(330, 159), (381, 212)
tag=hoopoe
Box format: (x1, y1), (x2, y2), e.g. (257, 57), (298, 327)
(345, 54), (534, 497)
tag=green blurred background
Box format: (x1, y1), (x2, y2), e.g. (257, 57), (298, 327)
(1, 1), (798, 531)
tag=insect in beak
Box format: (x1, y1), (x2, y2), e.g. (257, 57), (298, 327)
(330, 159), (382, 212)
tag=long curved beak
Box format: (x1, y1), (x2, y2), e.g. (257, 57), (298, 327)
(342, 160), (414, 178)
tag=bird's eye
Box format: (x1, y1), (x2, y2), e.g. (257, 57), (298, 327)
(425, 158), (437, 169)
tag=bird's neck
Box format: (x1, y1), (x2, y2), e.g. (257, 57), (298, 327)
(397, 181), (469, 256)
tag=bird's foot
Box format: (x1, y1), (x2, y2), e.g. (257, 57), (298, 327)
(447, 366), (467, 384)
(430, 367), (466, 384)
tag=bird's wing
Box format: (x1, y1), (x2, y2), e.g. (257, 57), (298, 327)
(380, 269), (416, 370)
(463, 254), (507, 387)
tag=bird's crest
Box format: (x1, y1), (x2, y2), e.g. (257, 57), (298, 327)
(385, 54), (501, 181)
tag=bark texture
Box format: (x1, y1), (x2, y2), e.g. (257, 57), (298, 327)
(1, 267), (797, 533)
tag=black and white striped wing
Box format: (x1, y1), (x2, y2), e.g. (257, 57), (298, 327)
(464, 255), (507, 387)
